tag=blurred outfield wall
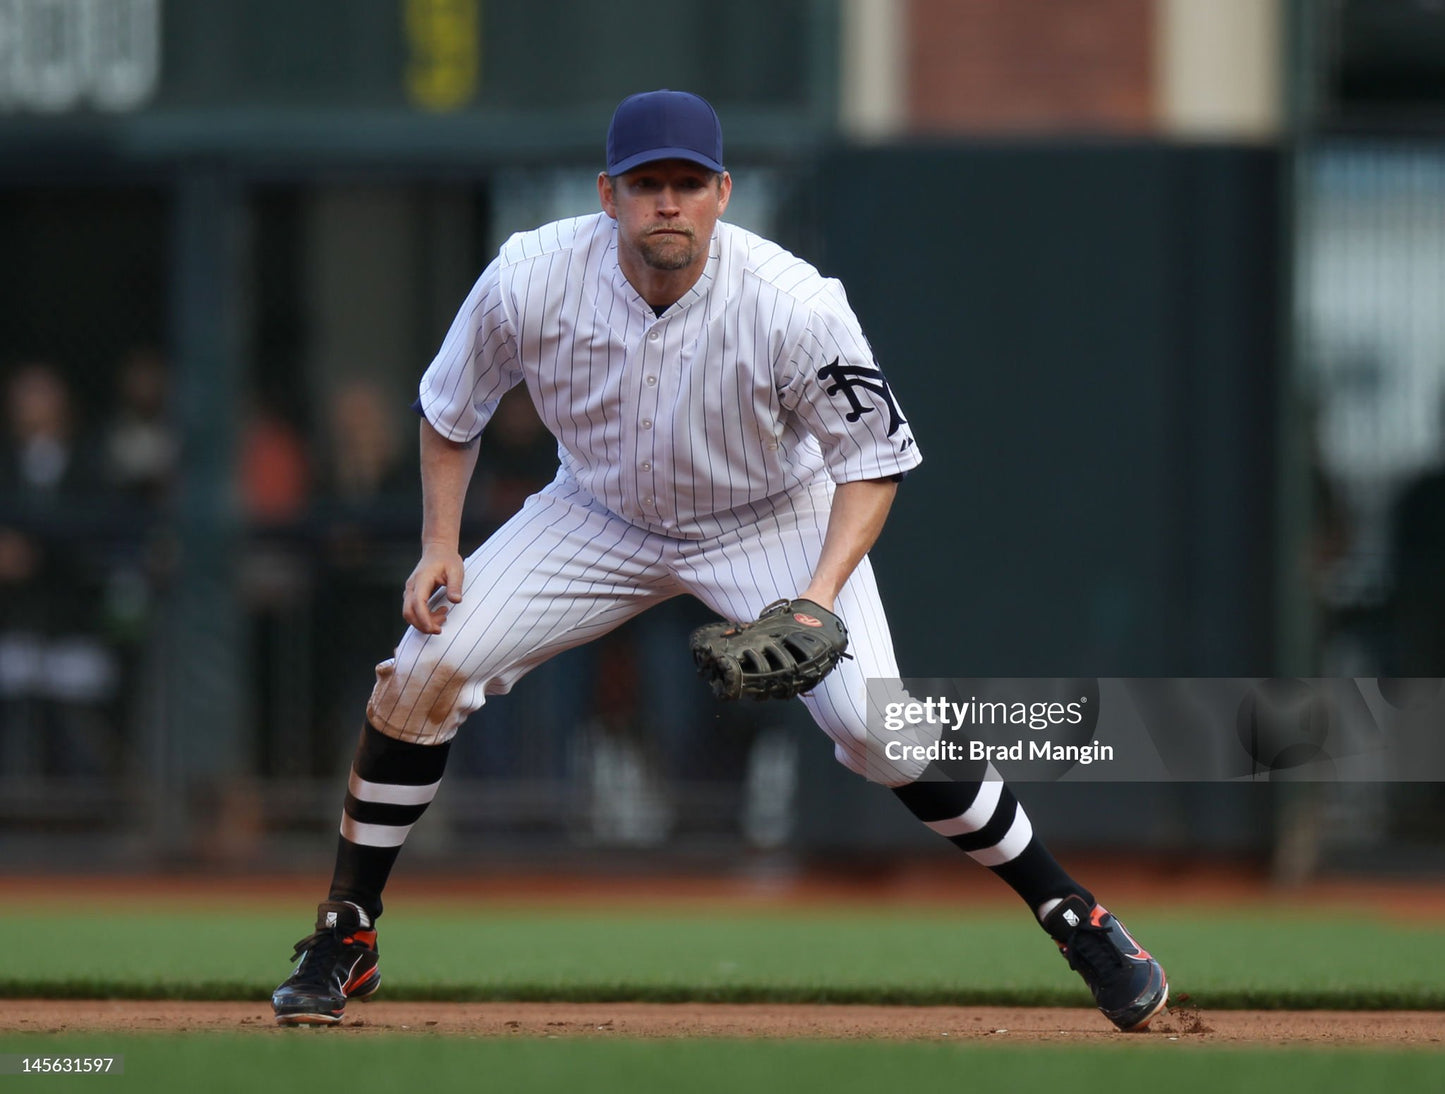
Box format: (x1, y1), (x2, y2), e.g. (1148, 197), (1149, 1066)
(0, 141), (1291, 869)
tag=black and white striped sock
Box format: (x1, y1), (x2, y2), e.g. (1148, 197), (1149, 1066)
(327, 721), (451, 922)
(892, 762), (1090, 923)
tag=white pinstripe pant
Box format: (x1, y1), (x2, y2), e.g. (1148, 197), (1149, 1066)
(365, 473), (927, 786)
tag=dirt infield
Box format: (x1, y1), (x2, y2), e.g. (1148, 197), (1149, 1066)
(3, 1000), (1443, 1045)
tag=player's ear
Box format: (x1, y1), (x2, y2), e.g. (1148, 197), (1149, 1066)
(598, 172), (618, 218)
(716, 171), (732, 215)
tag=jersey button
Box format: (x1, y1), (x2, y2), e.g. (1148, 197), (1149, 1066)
(648, 330), (660, 342)
(645, 376), (657, 386)
(643, 496), (654, 506)
(641, 419), (653, 429)
(640, 461), (652, 472)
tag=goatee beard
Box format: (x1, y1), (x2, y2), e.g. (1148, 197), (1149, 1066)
(640, 239), (695, 271)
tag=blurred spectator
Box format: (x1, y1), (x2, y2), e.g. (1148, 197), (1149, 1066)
(237, 391), (314, 777)
(103, 346), (175, 506)
(0, 362), (87, 496)
(321, 378), (415, 509)
(94, 348), (177, 775)
(240, 392), (312, 525)
(0, 361), (118, 776)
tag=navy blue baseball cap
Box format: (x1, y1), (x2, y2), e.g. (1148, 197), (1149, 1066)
(606, 90), (724, 176)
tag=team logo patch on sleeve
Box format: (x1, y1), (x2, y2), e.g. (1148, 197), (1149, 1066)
(816, 358), (908, 437)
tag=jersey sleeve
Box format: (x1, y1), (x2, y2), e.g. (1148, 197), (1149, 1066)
(778, 280), (923, 482)
(416, 255), (524, 442)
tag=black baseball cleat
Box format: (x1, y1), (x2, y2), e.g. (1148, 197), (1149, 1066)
(1043, 895), (1168, 1032)
(272, 901), (381, 1026)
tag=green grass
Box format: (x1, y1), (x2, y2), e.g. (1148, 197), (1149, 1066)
(0, 1035), (1442, 1094)
(1, 906), (1441, 1009)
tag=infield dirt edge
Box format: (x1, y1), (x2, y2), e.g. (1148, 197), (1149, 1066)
(4, 1001), (1444, 1046)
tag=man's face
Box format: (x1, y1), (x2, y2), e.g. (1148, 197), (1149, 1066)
(599, 160), (732, 274)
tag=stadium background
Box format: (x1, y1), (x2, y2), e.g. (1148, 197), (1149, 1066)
(1, 0), (1443, 1044)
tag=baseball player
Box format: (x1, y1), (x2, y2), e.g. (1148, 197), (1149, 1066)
(272, 90), (1168, 1031)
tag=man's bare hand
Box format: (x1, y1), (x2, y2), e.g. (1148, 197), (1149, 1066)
(402, 544), (465, 634)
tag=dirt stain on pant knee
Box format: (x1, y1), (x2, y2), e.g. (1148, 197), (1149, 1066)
(366, 657), (466, 742)
(425, 671), (466, 728)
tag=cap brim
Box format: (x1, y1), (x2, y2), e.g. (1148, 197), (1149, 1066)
(607, 147), (725, 176)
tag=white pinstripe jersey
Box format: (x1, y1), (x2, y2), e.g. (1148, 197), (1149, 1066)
(418, 212), (922, 538)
